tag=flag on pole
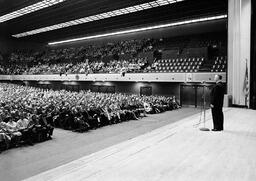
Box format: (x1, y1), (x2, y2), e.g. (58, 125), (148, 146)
(243, 59), (249, 107)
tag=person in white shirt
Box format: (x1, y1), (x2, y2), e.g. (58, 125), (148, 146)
(5, 117), (22, 147)
(16, 113), (33, 145)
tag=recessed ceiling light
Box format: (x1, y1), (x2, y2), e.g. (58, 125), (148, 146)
(48, 14), (227, 45)
(0, 0), (66, 23)
(12, 0), (185, 38)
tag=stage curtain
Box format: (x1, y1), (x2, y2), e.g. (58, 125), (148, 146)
(228, 0), (251, 106)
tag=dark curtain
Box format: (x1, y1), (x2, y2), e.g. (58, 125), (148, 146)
(250, 0), (256, 109)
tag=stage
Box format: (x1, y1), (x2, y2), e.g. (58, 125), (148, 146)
(0, 108), (199, 181)
(22, 108), (256, 181)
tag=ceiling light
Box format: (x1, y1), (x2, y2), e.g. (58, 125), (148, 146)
(48, 14), (227, 46)
(12, 0), (185, 38)
(0, 0), (66, 23)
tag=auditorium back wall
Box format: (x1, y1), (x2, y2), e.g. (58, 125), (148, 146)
(51, 20), (226, 49)
(0, 35), (44, 54)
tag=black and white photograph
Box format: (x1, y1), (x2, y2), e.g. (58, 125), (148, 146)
(0, 0), (255, 180)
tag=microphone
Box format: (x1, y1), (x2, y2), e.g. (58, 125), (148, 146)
(199, 79), (209, 131)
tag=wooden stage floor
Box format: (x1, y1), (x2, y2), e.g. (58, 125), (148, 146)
(0, 108), (199, 181)
(23, 108), (256, 181)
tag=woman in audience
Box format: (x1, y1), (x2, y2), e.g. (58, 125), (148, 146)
(16, 112), (34, 145)
(0, 119), (11, 150)
(3, 116), (22, 147)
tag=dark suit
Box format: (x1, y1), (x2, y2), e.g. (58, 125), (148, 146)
(210, 81), (225, 130)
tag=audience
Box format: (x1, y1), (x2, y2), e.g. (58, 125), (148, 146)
(0, 34), (225, 153)
(0, 83), (180, 151)
(0, 39), (155, 75)
(0, 35), (226, 75)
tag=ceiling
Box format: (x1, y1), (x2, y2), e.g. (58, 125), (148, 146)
(0, 0), (228, 44)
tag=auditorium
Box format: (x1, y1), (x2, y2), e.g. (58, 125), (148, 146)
(0, 0), (255, 180)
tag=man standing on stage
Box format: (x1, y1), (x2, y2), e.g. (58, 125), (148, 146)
(210, 74), (225, 131)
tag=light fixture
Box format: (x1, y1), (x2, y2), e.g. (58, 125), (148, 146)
(0, 0), (66, 23)
(12, 0), (185, 38)
(48, 14), (227, 45)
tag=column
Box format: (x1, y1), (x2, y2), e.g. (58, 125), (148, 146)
(228, 0), (251, 106)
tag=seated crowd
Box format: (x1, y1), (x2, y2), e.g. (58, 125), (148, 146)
(0, 38), (155, 75)
(0, 34), (226, 75)
(0, 83), (180, 151)
(17, 57), (148, 75)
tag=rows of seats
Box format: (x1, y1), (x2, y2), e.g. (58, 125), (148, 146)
(0, 113), (54, 152)
(0, 39), (155, 75)
(0, 83), (180, 152)
(150, 57), (205, 73)
(211, 56), (227, 72)
(0, 33), (227, 75)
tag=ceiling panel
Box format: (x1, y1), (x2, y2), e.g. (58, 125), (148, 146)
(0, 0), (228, 43)
(0, 0), (41, 15)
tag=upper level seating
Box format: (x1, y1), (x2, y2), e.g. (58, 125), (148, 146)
(102, 57), (148, 73)
(210, 56), (227, 72)
(149, 57), (205, 73)
(0, 33), (227, 75)
(0, 57), (148, 75)
(0, 39), (154, 75)
(156, 33), (226, 50)
(7, 39), (154, 65)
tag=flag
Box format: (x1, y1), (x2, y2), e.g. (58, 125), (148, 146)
(243, 60), (249, 95)
(243, 59), (249, 107)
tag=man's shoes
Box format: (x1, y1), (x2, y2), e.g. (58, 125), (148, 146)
(211, 129), (222, 131)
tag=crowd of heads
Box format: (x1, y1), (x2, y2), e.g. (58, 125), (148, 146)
(0, 39), (156, 75)
(0, 83), (179, 151)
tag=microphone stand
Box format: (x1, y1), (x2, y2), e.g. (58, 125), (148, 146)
(199, 82), (210, 131)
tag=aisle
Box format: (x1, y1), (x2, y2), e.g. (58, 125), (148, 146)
(24, 108), (256, 181)
(0, 108), (199, 181)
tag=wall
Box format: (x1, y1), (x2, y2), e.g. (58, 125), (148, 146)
(0, 35), (44, 55)
(0, 36), (13, 54)
(49, 19), (227, 49)
(0, 72), (227, 83)
(109, 82), (180, 97)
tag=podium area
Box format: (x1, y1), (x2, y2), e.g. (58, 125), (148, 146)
(22, 108), (256, 181)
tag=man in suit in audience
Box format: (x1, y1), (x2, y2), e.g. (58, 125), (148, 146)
(210, 74), (225, 131)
